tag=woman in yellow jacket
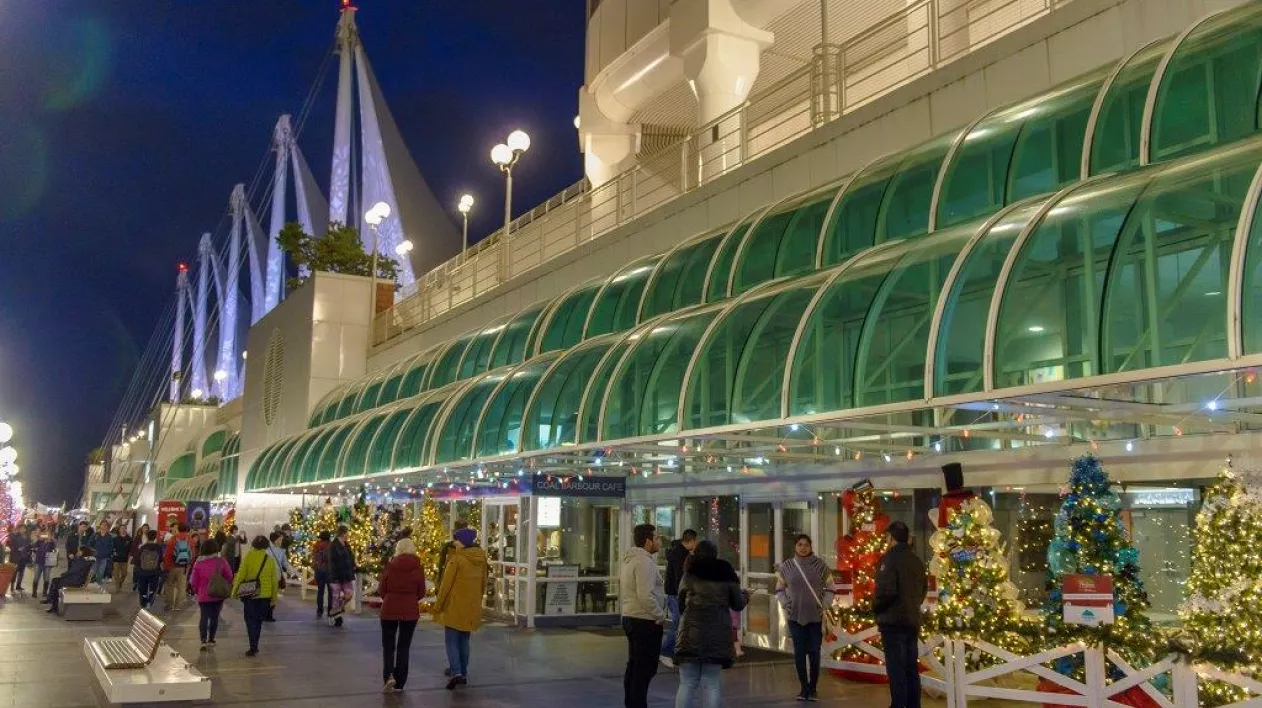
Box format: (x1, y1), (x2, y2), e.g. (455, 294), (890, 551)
(434, 528), (487, 690)
(231, 535), (279, 657)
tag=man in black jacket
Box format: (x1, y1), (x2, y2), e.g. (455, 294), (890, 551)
(327, 525), (356, 627)
(873, 520), (928, 708)
(44, 546), (96, 614)
(659, 528), (697, 667)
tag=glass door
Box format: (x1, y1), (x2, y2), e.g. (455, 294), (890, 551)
(481, 498), (521, 618)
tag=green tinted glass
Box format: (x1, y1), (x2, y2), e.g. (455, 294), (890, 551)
(586, 257), (661, 339)
(1089, 40), (1171, 176)
(490, 303), (547, 367)
(522, 341), (613, 451)
(474, 358), (555, 458)
(642, 232), (723, 320)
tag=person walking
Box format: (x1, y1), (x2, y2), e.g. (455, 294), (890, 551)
(91, 522), (113, 584)
(231, 535), (279, 657)
(111, 525), (133, 593)
(311, 531), (332, 620)
(6, 526), (31, 594)
(874, 520), (928, 708)
(135, 529), (165, 609)
(31, 532), (56, 598)
(620, 523), (668, 708)
(434, 527), (487, 691)
(775, 534), (833, 701)
(673, 540), (749, 708)
(162, 524), (192, 611)
(189, 539), (234, 651)
(222, 525), (241, 574)
(327, 525), (356, 627)
(661, 528), (698, 667)
(130, 523), (150, 592)
(378, 538), (426, 693)
(66, 521), (90, 559)
(264, 531), (292, 622)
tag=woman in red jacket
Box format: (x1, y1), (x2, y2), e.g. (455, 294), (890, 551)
(378, 538), (426, 693)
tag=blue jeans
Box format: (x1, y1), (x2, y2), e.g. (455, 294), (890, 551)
(661, 595), (681, 658)
(881, 626), (921, 708)
(444, 627), (471, 677)
(93, 557), (110, 584)
(136, 572), (160, 608)
(314, 570), (331, 614)
(675, 662), (722, 708)
(33, 564), (52, 596)
(788, 621), (822, 696)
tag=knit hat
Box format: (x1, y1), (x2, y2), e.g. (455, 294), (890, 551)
(394, 538), (417, 557)
(454, 528), (477, 548)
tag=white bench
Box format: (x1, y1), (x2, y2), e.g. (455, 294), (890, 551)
(60, 584), (111, 620)
(84, 610), (211, 704)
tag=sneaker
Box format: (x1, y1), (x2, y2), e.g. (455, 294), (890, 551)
(334, 616), (343, 627)
(806, 694), (819, 702)
(796, 692), (809, 701)
(444, 668), (452, 677)
(660, 656), (675, 669)
(207, 639), (216, 646)
(199, 643), (208, 652)
(245, 649), (258, 657)
(383, 677), (396, 693)
(446, 675), (464, 690)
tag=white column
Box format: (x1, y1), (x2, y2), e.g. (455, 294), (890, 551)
(328, 7), (357, 226)
(170, 269), (189, 403)
(671, 0), (771, 181)
(578, 89), (640, 188)
(191, 234), (212, 397)
(525, 495), (540, 628)
(266, 116), (292, 309)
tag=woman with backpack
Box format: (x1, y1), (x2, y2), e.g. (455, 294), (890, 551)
(189, 539), (234, 650)
(135, 530), (165, 608)
(231, 536), (279, 657)
(311, 531), (332, 620)
(673, 540), (749, 708)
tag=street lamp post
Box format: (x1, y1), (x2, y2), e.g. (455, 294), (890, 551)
(491, 130), (529, 278)
(457, 194), (474, 263)
(364, 201), (391, 328)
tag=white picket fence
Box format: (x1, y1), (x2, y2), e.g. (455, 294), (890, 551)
(822, 630), (1262, 708)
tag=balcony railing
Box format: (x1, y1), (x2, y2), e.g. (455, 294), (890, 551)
(375, 0), (1070, 346)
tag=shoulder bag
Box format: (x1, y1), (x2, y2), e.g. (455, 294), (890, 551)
(792, 558), (839, 637)
(237, 554), (270, 600)
(206, 558), (232, 599)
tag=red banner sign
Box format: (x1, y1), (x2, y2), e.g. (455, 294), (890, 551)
(157, 500), (186, 528)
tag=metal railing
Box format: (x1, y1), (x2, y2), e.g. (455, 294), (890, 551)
(375, 0), (1070, 346)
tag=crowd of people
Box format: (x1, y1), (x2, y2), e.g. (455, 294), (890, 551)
(6, 514), (928, 706)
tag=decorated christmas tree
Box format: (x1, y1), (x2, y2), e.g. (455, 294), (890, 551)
(1180, 463), (1262, 704)
(1044, 455), (1159, 664)
(928, 496), (1035, 655)
(288, 492), (383, 575)
(0, 479), (19, 545)
(415, 496), (447, 584)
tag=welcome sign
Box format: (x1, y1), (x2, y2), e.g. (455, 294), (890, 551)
(531, 474), (626, 498)
(1062, 574), (1114, 626)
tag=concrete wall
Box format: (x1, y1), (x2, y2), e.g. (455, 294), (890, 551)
(586, 0), (673, 82)
(370, 0), (1244, 374)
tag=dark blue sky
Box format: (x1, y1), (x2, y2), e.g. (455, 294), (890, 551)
(0, 1), (586, 505)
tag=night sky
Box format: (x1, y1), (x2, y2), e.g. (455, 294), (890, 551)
(0, 1), (586, 506)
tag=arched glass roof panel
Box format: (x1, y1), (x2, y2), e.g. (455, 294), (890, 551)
(937, 70), (1107, 229)
(732, 187), (838, 295)
(539, 279), (603, 353)
(881, 131), (956, 241)
(389, 395), (450, 472)
(312, 422), (358, 483)
(934, 199), (1049, 396)
(821, 157), (903, 268)
(333, 380), (369, 421)
(685, 274), (829, 430)
(490, 303), (548, 369)
(338, 411), (391, 479)
(309, 386), (345, 427)
(1241, 176), (1262, 354)
(352, 370), (390, 414)
(427, 332), (478, 390)
(586, 257), (662, 339)
(602, 308), (720, 440)
(522, 338), (616, 452)
(364, 405), (412, 477)
(474, 356), (557, 458)
(579, 330), (649, 444)
(278, 430), (323, 488)
(705, 222), (755, 301)
(396, 347), (442, 401)
(1088, 38), (1172, 176)
(993, 174), (1153, 389)
(1100, 141), (1260, 373)
(373, 358), (411, 408)
(296, 426), (341, 485)
(167, 451), (195, 482)
(433, 374), (504, 464)
(457, 316), (511, 380)
(262, 437), (304, 489)
(245, 443), (282, 492)
(1150, 3), (1262, 164)
(641, 231), (725, 320)
(201, 429), (226, 458)
(855, 223), (979, 407)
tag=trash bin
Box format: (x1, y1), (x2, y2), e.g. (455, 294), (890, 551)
(0, 563), (15, 596)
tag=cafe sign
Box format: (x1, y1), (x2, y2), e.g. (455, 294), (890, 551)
(532, 474), (626, 498)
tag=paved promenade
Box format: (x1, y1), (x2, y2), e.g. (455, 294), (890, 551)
(0, 586), (928, 707)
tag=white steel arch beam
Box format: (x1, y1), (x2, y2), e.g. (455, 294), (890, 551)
(1226, 160), (1262, 359)
(1079, 41), (1162, 180)
(1139, 11), (1221, 166)
(926, 123), (984, 233)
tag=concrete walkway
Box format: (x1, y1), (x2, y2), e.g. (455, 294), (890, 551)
(0, 586), (929, 707)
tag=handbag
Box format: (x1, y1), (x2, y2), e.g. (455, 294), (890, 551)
(792, 558), (839, 637)
(237, 554), (270, 600)
(205, 559), (232, 599)
(43, 549), (58, 567)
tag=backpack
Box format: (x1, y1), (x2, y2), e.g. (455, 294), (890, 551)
(174, 538), (191, 567)
(314, 545), (330, 573)
(139, 546), (161, 572)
